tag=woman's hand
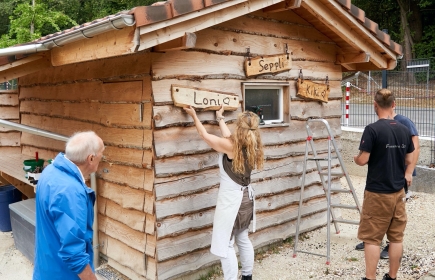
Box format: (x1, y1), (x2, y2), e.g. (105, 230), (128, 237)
(183, 106), (197, 118)
(216, 105), (225, 118)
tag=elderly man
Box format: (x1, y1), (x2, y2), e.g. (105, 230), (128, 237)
(33, 131), (105, 280)
(354, 89), (414, 280)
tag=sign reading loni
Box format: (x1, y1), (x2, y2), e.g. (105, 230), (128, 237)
(171, 85), (239, 111)
(296, 78), (330, 103)
(245, 54), (291, 77)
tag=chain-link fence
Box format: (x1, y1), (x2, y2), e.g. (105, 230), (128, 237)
(341, 70), (435, 165)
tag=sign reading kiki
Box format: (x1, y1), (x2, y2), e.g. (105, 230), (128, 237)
(172, 85), (239, 111)
(245, 54), (292, 77)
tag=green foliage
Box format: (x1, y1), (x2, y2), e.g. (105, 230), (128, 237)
(0, 1), (77, 48)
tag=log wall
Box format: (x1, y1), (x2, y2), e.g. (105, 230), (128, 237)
(152, 9), (344, 280)
(18, 51), (156, 279)
(0, 89), (20, 157)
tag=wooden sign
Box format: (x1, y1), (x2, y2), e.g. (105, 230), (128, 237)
(296, 78), (330, 103)
(245, 54), (291, 77)
(171, 85), (239, 111)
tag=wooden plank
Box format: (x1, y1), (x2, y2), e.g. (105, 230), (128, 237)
(156, 208), (215, 239)
(291, 80), (342, 99)
(171, 85), (239, 111)
(153, 32), (197, 52)
(0, 132), (20, 146)
(336, 52), (370, 64)
(21, 133), (65, 152)
(0, 153), (39, 193)
(98, 196), (107, 215)
(194, 28), (337, 63)
(154, 152), (220, 177)
(0, 94), (18, 106)
(143, 192), (155, 215)
(153, 105), (241, 128)
(0, 120), (19, 132)
(146, 257), (157, 280)
(263, 0), (302, 12)
(250, 9), (311, 26)
(19, 52), (151, 86)
(21, 146), (59, 162)
(145, 214), (156, 235)
(245, 54), (291, 77)
(152, 79), (244, 105)
(20, 101), (152, 129)
(97, 162), (152, 190)
(296, 78), (330, 103)
(98, 179), (145, 211)
(105, 216), (147, 253)
(155, 187), (218, 220)
(107, 257), (148, 280)
(0, 106), (19, 119)
(20, 80), (144, 103)
(51, 26), (137, 66)
(98, 231), (108, 256)
(105, 235), (146, 277)
(146, 233), (156, 257)
(0, 146), (20, 155)
(0, 173), (35, 199)
(156, 227), (213, 261)
(155, 168), (219, 201)
(21, 114), (151, 149)
(0, 56), (51, 82)
(215, 13), (333, 43)
(103, 146), (152, 168)
(98, 214), (108, 233)
(290, 100), (341, 119)
(105, 199), (146, 232)
(152, 52), (342, 80)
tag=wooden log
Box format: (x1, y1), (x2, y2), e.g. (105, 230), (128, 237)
(20, 100), (152, 128)
(171, 84), (239, 111)
(155, 187), (218, 220)
(20, 80), (144, 103)
(0, 93), (18, 106)
(143, 192), (154, 215)
(0, 106), (19, 119)
(245, 54), (292, 78)
(102, 146), (153, 168)
(98, 179), (145, 211)
(153, 32), (197, 52)
(145, 214), (156, 235)
(290, 99), (341, 119)
(105, 199), (146, 232)
(0, 132), (20, 146)
(146, 233), (157, 257)
(104, 216), (147, 253)
(250, 9), (310, 26)
(263, 139), (342, 159)
(97, 162), (153, 191)
(146, 257), (157, 280)
(20, 114), (152, 149)
(156, 227), (213, 261)
(153, 105), (240, 128)
(154, 152), (220, 177)
(105, 235), (146, 277)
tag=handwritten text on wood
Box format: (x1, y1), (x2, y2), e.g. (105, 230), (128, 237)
(296, 78), (330, 103)
(245, 54), (291, 77)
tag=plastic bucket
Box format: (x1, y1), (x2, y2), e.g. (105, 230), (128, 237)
(0, 185), (22, 232)
(23, 159), (45, 173)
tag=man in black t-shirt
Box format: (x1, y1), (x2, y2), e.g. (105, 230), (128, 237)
(354, 89), (414, 280)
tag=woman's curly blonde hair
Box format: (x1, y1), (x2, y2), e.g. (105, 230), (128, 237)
(231, 111), (264, 174)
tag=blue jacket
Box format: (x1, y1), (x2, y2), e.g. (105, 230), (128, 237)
(33, 153), (95, 280)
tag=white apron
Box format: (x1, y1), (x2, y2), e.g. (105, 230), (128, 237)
(210, 153), (256, 258)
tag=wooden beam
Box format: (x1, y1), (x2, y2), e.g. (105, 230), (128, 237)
(51, 26), (137, 66)
(336, 52), (370, 64)
(263, 0), (302, 13)
(0, 173), (35, 199)
(0, 55), (51, 82)
(302, 0), (395, 70)
(153, 32), (197, 52)
(137, 0), (286, 51)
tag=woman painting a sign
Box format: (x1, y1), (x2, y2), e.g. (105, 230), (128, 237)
(183, 105), (264, 280)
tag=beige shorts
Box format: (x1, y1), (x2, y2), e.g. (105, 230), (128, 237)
(357, 190), (407, 245)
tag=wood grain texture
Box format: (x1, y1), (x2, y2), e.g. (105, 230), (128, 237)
(105, 199), (146, 232)
(0, 93), (18, 106)
(0, 132), (20, 146)
(104, 216), (147, 253)
(98, 179), (145, 211)
(105, 235), (146, 277)
(97, 162), (153, 191)
(0, 106), (19, 119)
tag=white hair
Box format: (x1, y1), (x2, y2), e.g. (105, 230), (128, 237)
(65, 131), (102, 164)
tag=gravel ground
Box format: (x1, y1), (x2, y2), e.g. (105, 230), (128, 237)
(208, 175), (435, 280)
(1, 175), (434, 280)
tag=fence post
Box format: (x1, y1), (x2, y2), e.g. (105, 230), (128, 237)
(346, 82), (350, 126)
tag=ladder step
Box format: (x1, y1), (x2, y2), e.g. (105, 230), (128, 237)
(319, 172), (344, 176)
(330, 204), (359, 210)
(333, 218), (360, 225)
(330, 188), (353, 193)
(307, 156), (338, 161)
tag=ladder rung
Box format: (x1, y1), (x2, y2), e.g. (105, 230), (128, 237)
(333, 218), (360, 225)
(330, 188), (352, 193)
(294, 250), (327, 258)
(319, 172), (344, 176)
(330, 204), (359, 210)
(307, 156), (338, 161)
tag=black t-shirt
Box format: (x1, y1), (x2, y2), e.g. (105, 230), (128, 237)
(359, 119), (415, 193)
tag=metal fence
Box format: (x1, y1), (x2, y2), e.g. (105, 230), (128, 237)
(0, 80), (18, 90)
(341, 70), (435, 164)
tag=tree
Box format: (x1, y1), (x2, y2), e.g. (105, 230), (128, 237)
(0, 1), (77, 48)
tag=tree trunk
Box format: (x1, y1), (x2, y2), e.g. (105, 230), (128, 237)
(397, 0), (414, 68)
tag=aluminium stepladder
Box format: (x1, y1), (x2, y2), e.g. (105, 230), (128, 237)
(292, 119), (361, 264)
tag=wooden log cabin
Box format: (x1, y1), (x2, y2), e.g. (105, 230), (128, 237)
(0, 0), (402, 279)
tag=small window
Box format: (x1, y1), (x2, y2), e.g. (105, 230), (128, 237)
(243, 83), (288, 125)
